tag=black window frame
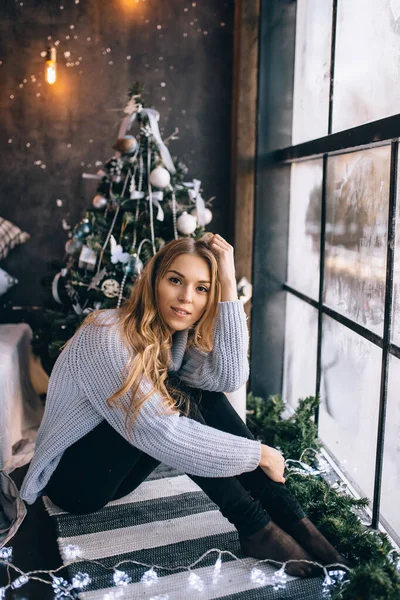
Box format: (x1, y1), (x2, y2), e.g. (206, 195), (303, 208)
(251, 0), (399, 540)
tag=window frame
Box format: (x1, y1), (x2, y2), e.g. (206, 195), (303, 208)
(251, 0), (399, 539)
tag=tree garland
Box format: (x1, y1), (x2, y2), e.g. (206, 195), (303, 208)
(246, 393), (400, 600)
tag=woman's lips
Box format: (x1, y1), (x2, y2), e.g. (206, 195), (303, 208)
(171, 307), (191, 317)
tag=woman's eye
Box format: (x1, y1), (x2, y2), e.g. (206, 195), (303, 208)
(169, 277), (181, 284)
(198, 286), (209, 293)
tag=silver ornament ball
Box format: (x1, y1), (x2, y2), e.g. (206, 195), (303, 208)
(65, 238), (83, 255)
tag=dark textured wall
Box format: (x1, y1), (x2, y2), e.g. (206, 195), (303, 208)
(0, 0), (234, 307)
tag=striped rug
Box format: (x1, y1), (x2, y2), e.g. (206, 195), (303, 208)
(44, 465), (325, 599)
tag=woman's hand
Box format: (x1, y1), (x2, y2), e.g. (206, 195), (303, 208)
(259, 443), (286, 484)
(201, 233), (238, 301)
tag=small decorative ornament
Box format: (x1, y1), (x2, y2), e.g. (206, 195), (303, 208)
(177, 211), (197, 235)
(72, 572), (92, 589)
(79, 245), (98, 271)
(113, 135), (138, 155)
(74, 217), (92, 239)
(52, 270), (72, 306)
(92, 194), (108, 209)
(149, 165), (171, 189)
(113, 569), (131, 586)
(141, 567), (158, 586)
(237, 276), (253, 305)
(123, 252), (143, 277)
(110, 235), (130, 264)
(65, 237), (83, 255)
(0, 547), (12, 562)
(191, 207), (213, 225)
(101, 278), (120, 298)
(188, 571), (204, 591)
(11, 575), (29, 589)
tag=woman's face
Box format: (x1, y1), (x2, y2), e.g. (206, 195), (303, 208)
(157, 253), (212, 334)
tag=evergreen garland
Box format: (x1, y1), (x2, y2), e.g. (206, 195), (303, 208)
(246, 393), (400, 599)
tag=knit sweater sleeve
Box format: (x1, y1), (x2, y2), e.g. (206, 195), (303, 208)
(71, 314), (261, 479)
(177, 301), (249, 392)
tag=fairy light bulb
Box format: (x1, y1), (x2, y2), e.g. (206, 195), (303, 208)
(212, 555), (222, 583)
(45, 46), (57, 84)
(141, 567), (158, 586)
(188, 571), (204, 591)
(250, 567), (268, 585)
(113, 569), (131, 586)
(0, 547), (12, 562)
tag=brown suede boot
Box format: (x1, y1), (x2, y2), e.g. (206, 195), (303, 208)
(284, 517), (351, 568)
(239, 520), (317, 577)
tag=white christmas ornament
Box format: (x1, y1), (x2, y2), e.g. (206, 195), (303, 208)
(191, 207), (213, 225)
(149, 165), (171, 189)
(110, 235), (129, 264)
(177, 211), (197, 235)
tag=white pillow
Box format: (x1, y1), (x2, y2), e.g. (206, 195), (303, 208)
(0, 267), (18, 296)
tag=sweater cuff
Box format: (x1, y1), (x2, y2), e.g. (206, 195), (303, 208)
(217, 300), (246, 316)
(243, 440), (262, 473)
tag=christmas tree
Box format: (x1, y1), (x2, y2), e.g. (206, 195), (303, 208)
(35, 83), (214, 364)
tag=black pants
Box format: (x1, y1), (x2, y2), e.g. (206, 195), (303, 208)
(46, 378), (305, 538)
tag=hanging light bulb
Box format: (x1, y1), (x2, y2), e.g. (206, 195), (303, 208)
(45, 46), (57, 84)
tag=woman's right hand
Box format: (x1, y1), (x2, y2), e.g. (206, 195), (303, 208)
(259, 444), (286, 483)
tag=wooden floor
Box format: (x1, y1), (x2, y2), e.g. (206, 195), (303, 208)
(0, 464), (68, 600)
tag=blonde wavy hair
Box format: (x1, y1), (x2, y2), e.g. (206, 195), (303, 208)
(80, 236), (221, 436)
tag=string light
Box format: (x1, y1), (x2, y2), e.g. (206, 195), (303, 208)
(11, 575), (29, 589)
(212, 555), (222, 584)
(0, 547), (12, 561)
(322, 572), (336, 597)
(72, 572), (92, 589)
(271, 565), (288, 591)
(45, 46), (57, 84)
(113, 569), (131, 586)
(52, 575), (71, 598)
(188, 571), (204, 591)
(61, 543), (82, 560)
(250, 567), (268, 585)
(141, 567), (158, 586)
(0, 547), (352, 598)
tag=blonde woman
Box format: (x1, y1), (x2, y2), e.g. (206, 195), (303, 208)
(20, 233), (347, 577)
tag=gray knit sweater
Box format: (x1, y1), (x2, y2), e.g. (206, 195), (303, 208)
(20, 301), (261, 505)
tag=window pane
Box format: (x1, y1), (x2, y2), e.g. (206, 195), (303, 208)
(288, 160), (322, 300)
(292, 0), (332, 144)
(319, 316), (381, 499)
(333, 0), (400, 132)
(324, 147), (390, 336)
(380, 355), (400, 544)
(283, 294), (318, 411)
